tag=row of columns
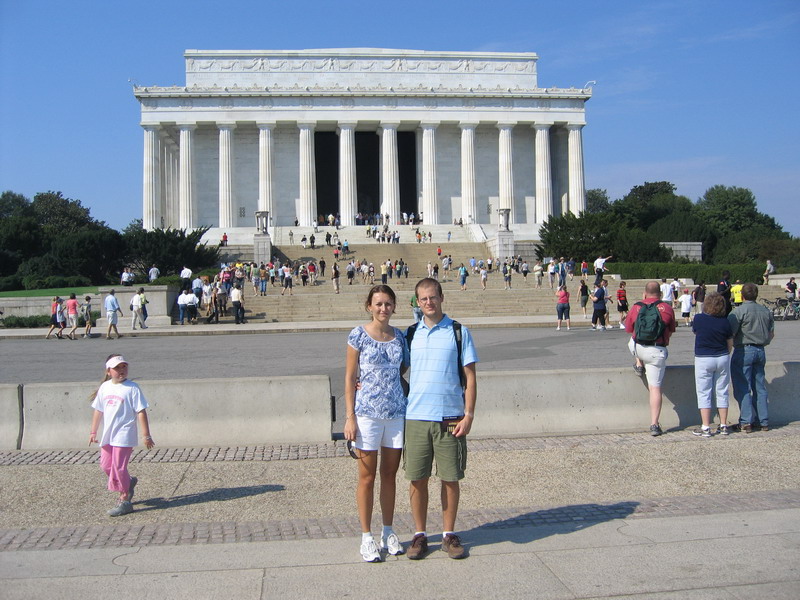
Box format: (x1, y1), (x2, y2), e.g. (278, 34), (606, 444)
(142, 120), (586, 231)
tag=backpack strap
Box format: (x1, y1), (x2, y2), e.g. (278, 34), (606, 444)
(453, 321), (466, 390)
(406, 320), (466, 390)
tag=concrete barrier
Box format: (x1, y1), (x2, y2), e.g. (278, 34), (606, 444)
(14, 364), (799, 449)
(471, 362), (800, 437)
(20, 376), (332, 449)
(1, 384), (21, 450)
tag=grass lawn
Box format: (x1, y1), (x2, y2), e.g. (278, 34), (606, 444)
(0, 286), (100, 298)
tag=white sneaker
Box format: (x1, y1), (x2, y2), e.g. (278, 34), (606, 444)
(556, 326), (561, 331)
(619, 323), (625, 329)
(360, 538), (381, 562)
(567, 326), (571, 330)
(381, 532), (405, 555)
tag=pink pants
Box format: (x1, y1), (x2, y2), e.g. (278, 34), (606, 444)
(100, 445), (133, 493)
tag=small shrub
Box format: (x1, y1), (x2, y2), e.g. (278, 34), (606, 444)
(0, 275), (22, 293)
(1, 314), (52, 328)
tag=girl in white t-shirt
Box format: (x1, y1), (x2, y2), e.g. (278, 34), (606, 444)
(89, 355), (155, 517)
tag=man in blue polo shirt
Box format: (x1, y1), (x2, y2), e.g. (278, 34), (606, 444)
(404, 278), (478, 560)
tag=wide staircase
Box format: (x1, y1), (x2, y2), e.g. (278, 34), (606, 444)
(232, 250), (649, 323)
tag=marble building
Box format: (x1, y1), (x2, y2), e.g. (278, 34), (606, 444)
(134, 48), (591, 237)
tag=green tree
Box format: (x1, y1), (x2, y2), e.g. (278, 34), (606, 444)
(123, 227), (219, 279)
(536, 212), (617, 260)
(647, 209), (717, 260)
(611, 228), (672, 262)
(695, 185), (785, 239)
(0, 191), (32, 219)
(50, 228), (126, 284)
(585, 188), (611, 214)
(611, 181), (678, 230)
(31, 191), (103, 239)
(122, 218), (144, 235)
(0, 215), (43, 276)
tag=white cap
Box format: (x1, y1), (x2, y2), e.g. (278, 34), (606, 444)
(105, 356), (128, 370)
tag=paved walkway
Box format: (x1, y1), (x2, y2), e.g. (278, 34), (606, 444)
(2, 426), (799, 598)
(2, 318), (799, 597)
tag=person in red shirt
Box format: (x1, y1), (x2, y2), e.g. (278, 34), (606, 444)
(616, 281), (629, 330)
(624, 281), (677, 436)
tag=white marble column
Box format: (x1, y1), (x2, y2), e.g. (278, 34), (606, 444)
(178, 123), (196, 230)
(142, 124), (160, 231)
(380, 122), (400, 226)
(158, 131), (174, 229)
(459, 122), (477, 224)
(533, 123), (553, 223)
(498, 123), (515, 224)
(218, 123), (236, 228)
(257, 122), (275, 219)
(298, 122), (317, 227)
(567, 123), (586, 215)
(170, 146), (179, 228)
(338, 122), (358, 227)
(421, 122), (438, 225)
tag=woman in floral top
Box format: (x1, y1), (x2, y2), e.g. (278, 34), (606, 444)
(344, 284), (408, 562)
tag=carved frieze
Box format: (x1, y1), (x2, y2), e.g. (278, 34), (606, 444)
(186, 56), (536, 75)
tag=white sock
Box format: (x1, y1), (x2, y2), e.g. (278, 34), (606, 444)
(361, 532), (374, 543)
(382, 525), (394, 538)
(415, 531), (426, 538)
(443, 531), (454, 539)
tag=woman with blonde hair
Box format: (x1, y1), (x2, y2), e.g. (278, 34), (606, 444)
(691, 292), (733, 437)
(344, 285), (408, 562)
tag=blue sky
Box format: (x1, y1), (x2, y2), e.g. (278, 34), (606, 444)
(1, 0), (798, 235)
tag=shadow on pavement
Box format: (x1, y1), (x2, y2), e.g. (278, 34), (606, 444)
(135, 484), (285, 512)
(460, 501), (639, 555)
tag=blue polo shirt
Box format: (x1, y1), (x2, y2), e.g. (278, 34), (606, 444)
(406, 314), (479, 421)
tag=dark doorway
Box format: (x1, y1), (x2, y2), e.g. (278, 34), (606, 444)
(355, 132), (379, 216)
(398, 131), (417, 216)
(315, 132), (339, 221)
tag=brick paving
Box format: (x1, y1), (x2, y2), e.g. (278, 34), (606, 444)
(3, 423), (798, 467)
(2, 425), (799, 552)
(2, 489), (799, 552)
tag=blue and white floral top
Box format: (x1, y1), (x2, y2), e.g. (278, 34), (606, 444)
(347, 325), (409, 419)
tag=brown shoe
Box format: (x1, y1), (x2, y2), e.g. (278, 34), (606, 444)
(761, 425), (769, 432)
(407, 533), (428, 560)
(741, 423), (753, 433)
(442, 533), (466, 559)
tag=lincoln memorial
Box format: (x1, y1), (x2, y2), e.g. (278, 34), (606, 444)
(134, 48), (591, 241)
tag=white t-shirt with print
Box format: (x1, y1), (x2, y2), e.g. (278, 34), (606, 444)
(91, 380), (149, 447)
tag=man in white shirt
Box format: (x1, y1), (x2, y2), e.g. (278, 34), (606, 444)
(593, 255), (612, 286)
(230, 283), (245, 324)
(180, 266), (193, 291)
(660, 278), (675, 304)
(148, 265), (160, 282)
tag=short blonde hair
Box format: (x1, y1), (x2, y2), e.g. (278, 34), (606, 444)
(703, 292), (726, 317)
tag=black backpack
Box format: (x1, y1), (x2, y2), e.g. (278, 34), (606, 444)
(633, 301), (666, 344)
(405, 320), (466, 389)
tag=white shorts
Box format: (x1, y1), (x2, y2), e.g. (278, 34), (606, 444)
(354, 415), (404, 451)
(106, 311), (118, 325)
(628, 338), (668, 388)
(67, 314), (78, 328)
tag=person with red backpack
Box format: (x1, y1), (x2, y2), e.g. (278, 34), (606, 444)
(624, 281), (677, 436)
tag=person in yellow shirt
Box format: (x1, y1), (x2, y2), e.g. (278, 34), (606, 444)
(731, 280), (744, 307)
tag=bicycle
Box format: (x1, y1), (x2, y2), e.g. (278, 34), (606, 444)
(784, 299), (800, 321)
(759, 298), (785, 321)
